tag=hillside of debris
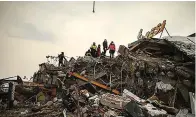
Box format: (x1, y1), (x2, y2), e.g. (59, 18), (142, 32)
(0, 36), (195, 117)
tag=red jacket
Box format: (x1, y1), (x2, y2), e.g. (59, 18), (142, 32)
(109, 44), (115, 51)
(97, 47), (101, 56)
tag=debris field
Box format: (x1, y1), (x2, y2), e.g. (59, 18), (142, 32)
(0, 36), (195, 117)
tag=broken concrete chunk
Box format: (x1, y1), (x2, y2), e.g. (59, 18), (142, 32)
(178, 84), (189, 103)
(118, 45), (129, 56)
(124, 100), (145, 117)
(176, 109), (189, 117)
(100, 93), (131, 109)
(45, 101), (53, 106)
(123, 89), (143, 102)
(155, 81), (174, 92)
(104, 110), (118, 117)
(21, 110), (29, 115)
(189, 92), (195, 114)
(142, 103), (167, 116)
(89, 95), (100, 107)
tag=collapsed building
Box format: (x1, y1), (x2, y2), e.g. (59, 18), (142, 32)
(0, 34), (195, 117)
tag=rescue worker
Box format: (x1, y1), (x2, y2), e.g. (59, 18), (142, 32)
(97, 44), (101, 57)
(108, 41), (116, 58)
(102, 39), (108, 56)
(145, 31), (150, 39)
(90, 42), (97, 57)
(137, 29), (143, 40)
(58, 52), (66, 67)
(85, 49), (92, 56)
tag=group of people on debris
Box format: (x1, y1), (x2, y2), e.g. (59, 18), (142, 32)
(85, 39), (116, 58)
(57, 39), (116, 67)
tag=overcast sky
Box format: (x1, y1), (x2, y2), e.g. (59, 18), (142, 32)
(0, 1), (195, 78)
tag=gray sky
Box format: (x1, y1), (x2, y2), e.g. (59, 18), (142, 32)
(0, 1), (195, 78)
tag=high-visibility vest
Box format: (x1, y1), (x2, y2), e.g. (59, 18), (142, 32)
(91, 45), (97, 50)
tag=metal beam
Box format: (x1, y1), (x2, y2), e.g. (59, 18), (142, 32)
(70, 72), (120, 95)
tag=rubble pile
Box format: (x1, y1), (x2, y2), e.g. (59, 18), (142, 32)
(0, 37), (195, 117)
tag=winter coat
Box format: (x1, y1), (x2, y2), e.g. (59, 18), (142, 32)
(103, 41), (108, 48)
(108, 44), (115, 51)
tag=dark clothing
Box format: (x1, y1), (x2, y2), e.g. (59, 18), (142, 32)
(109, 50), (115, 58)
(85, 50), (91, 56)
(58, 54), (64, 61)
(91, 44), (97, 58)
(103, 48), (107, 56)
(103, 41), (108, 55)
(58, 54), (65, 67)
(91, 48), (96, 57)
(59, 61), (63, 67)
(103, 41), (108, 48)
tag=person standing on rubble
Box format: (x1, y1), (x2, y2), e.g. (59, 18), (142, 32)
(102, 39), (108, 56)
(137, 29), (144, 40)
(108, 41), (116, 58)
(90, 42), (97, 57)
(97, 44), (101, 57)
(58, 52), (66, 67)
(85, 49), (92, 56)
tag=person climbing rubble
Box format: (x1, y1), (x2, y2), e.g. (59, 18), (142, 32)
(90, 42), (97, 57)
(85, 49), (92, 56)
(97, 44), (101, 57)
(58, 52), (66, 67)
(108, 41), (116, 58)
(102, 39), (108, 56)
